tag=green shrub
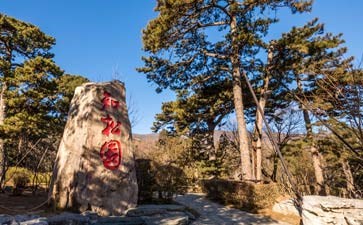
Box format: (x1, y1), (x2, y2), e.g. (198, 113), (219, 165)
(135, 159), (188, 203)
(154, 164), (188, 200)
(135, 159), (155, 203)
(13, 171), (30, 188)
(6, 167), (31, 195)
(6, 167), (52, 187)
(5, 167), (32, 185)
(33, 172), (52, 185)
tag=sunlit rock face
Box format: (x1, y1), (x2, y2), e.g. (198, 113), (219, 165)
(50, 80), (138, 216)
(302, 195), (363, 225)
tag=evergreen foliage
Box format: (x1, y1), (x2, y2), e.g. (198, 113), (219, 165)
(0, 14), (88, 187)
(139, 0), (313, 180)
(140, 1), (362, 197)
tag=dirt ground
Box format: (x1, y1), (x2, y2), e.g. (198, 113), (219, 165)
(0, 187), (52, 216)
(258, 208), (300, 225)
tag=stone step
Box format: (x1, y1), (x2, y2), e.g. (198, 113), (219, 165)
(95, 216), (145, 225)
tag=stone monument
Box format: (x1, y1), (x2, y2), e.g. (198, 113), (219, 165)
(50, 81), (138, 216)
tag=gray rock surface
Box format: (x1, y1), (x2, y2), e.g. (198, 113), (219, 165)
(95, 216), (145, 225)
(142, 213), (188, 225)
(47, 212), (89, 225)
(127, 204), (192, 225)
(13, 215), (40, 222)
(272, 199), (299, 216)
(19, 218), (47, 225)
(0, 203), (195, 225)
(49, 81), (138, 216)
(126, 205), (187, 217)
(302, 195), (363, 225)
(0, 214), (13, 224)
(0, 214), (46, 225)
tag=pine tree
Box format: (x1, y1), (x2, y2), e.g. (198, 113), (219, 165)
(139, 0), (312, 180)
(153, 80), (235, 173)
(0, 14), (56, 186)
(0, 14), (88, 187)
(270, 19), (353, 194)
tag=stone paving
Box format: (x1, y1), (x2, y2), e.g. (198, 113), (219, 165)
(174, 193), (292, 225)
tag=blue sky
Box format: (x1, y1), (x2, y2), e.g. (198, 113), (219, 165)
(1, 1), (363, 134)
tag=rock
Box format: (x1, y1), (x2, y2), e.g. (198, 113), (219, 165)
(126, 205), (186, 217)
(19, 218), (48, 225)
(0, 215), (47, 225)
(96, 216), (145, 225)
(81, 211), (98, 222)
(0, 207), (193, 225)
(182, 211), (196, 221)
(142, 213), (188, 225)
(272, 199), (300, 216)
(48, 212), (89, 225)
(14, 215), (40, 222)
(126, 205), (191, 225)
(49, 81), (138, 216)
(0, 214), (13, 224)
(302, 195), (363, 225)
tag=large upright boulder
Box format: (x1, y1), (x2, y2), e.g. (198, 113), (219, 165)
(50, 81), (138, 216)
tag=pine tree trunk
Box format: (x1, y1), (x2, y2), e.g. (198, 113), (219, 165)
(206, 130), (216, 161)
(271, 152), (278, 182)
(253, 93), (266, 182)
(251, 146), (256, 181)
(0, 82), (7, 189)
(253, 47), (273, 181)
(297, 78), (326, 195)
(309, 142), (325, 195)
(205, 122), (216, 161)
(230, 14), (252, 180)
(341, 160), (356, 198)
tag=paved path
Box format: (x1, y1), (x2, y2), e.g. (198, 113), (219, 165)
(174, 193), (291, 225)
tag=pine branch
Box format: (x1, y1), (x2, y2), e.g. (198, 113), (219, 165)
(202, 50), (229, 59)
(197, 21), (229, 28)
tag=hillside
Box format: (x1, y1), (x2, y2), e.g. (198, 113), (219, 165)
(133, 133), (159, 158)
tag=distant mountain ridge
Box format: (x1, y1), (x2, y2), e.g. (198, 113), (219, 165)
(133, 133), (159, 142)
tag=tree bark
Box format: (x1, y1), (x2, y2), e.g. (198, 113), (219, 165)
(0, 82), (7, 189)
(341, 160), (356, 198)
(252, 47), (273, 181)
(297, 78), (326, 195)
(230, 14), (252, 180)
(206, 122), (217, 161)
(271, 152), (278, 182)
(309, 142), (325, 195)
(0, 48), (12, 189)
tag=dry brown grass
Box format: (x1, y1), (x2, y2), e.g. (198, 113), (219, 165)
(258, 208), (300, 225)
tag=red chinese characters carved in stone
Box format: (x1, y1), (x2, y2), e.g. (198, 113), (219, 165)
(100, 140), (121, 170)
(101, 114), (121, 136)
(102, 91), (120, 110)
